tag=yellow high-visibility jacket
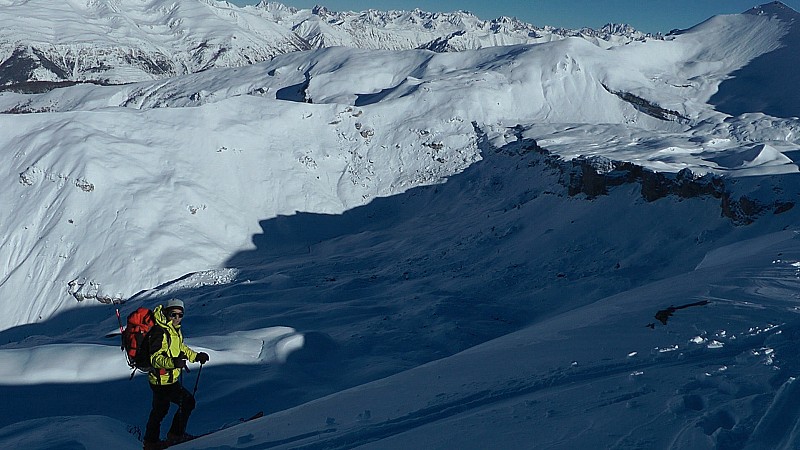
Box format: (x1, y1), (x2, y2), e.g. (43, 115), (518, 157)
(147, 305), (198, 385)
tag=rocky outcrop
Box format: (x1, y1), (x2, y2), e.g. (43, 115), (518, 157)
(500, 134), (795, 225)
(602, 85), (689, 123)
(568, 155), (794, 224)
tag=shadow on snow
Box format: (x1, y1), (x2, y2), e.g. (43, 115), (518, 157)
(3, 134), (789, 442)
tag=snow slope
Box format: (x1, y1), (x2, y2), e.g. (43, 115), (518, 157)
(185, 230), (800, 450)
(0, 2), (799, 450)
(710, 2), (800, 119)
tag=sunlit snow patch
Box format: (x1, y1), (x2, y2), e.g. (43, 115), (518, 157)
(689, 336), (708, 345)
(0, 326), (303, 385)
(191, 327), (304, 364)
(131, 269), (240, 302)
(704, 144), (797, 175)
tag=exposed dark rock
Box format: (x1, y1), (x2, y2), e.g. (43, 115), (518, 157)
(122, 52), (174, 76)
(774, 202), (795, 214)
(652, 300), (710, 326)
(720, 193), (770, 225)
(563, 155), (724, 203)
(490, 126), (788, 226)
(567, 159), (610, 197)
(602, 84), (689, 123)
(0, 79), (116, 95)
(0, 48), (66, 86)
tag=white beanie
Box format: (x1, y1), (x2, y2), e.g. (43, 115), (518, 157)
(166, 298), (185, 311)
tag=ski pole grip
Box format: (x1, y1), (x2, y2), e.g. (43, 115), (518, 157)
(115, 308), (124, 333)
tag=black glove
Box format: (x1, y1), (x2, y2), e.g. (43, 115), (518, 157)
(196, 352), (209, 364)
(172, 357), (187, 369)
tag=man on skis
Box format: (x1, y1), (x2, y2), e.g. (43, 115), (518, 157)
(142, 299), (209, 450)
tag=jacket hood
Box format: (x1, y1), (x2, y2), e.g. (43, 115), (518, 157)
(153, 304), (180, 330)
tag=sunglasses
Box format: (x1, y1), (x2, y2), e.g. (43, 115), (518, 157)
(168, 312), (184, 319)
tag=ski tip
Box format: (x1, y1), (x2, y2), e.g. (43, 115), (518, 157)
(242, 411), (264, 421)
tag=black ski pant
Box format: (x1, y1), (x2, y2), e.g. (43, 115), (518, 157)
(144, 382), (196, 443)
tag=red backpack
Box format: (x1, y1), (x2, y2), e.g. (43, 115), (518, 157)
(119, 307), (161, 376)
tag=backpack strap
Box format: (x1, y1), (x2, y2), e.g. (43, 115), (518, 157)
(147, 325), (172, 385)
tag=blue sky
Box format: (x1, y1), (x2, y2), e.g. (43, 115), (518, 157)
(228, 1), (800, 33)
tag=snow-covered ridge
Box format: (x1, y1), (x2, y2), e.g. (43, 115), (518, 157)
(0, 0), (657, 86)
(746, 0), (800, 17)
(266, 2), (657, 52)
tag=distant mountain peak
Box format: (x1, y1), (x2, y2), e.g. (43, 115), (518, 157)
(257, 1), (298, 15)
(745, 1), (800, 19)
(311, 5), (331, 16)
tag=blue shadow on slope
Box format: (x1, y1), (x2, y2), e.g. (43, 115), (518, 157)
(222, 138), (541, 364)
(354, 83), (421, 107)
(709, 19), (800, 119)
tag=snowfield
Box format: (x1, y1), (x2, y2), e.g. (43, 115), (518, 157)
(1, 1), (800, 449)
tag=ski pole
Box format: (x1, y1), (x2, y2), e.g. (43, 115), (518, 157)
(193, 362), (203, 396)
(115, 308), (124, 349)
(179, 370), (185, 428)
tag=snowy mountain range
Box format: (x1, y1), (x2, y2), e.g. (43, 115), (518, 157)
(1, 1), (800, 449)
(0, 0), (656, 87)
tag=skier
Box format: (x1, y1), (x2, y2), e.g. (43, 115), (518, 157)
(142, 299), (210, 450)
